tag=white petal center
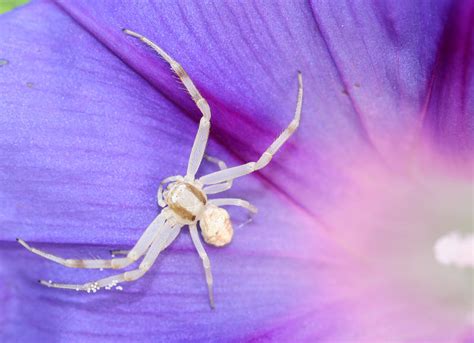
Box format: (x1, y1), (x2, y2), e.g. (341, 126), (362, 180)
(434, 231), (474, 268)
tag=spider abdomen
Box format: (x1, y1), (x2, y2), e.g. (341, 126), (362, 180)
(165, 181), (207, 222)
(200, 205), (233, 247)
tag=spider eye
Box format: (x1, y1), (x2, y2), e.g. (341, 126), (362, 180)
(200, 205), (233, 247)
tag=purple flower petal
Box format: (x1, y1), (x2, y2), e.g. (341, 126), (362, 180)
(1, 0), (472, 342)
(0, 1), (343, 341)
(420, 2), (474, 157)
(53, 0), (377, 219)
(53, 0), (472, 216)
(0, 0), (201, 244)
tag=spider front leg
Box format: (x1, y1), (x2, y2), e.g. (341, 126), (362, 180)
(208, 198), (257, 214)
(42, 224), (182, 292)
(208, 198), (257, 228)
(199, 72), (303, 186)
(17, 211), (169, 270)
(109, 249), (130, 257)
(190, 224), (215, 309)
(124, 29), (211, 180)
(111, 221), (181, 257)
(202, 154), (233, 194)
(157, 175), (181, 207)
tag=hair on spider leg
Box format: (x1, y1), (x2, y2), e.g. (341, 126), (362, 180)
(86, 251), (97, 260)
(178, 84), (189, 93)
(109, 249), (129, 257)
(237, 207), (258, 229)
(171, 74), (189, 90)
(237, 216), (254, 229)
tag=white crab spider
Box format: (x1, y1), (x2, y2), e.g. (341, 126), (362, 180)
(16, 29), (303, 308)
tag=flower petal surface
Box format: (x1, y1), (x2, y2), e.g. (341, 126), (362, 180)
(0, 0), (472, 342)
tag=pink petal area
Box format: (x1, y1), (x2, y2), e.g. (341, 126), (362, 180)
(322, 148), (473, 342)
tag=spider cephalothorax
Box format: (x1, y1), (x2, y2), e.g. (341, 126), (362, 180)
(164, 179), (207, 223)
(17, 29), (303, 308)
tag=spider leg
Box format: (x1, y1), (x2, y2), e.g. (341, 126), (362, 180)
(163, 225), (182, 249)
(199, 72), (303, 186)
(123, 29), (211, 180)
(40, 224), (182, 292)
(208, 198), (258, 214)
(18, 211), (169, 270)
(157, 175), (181, 207)
(204, 154), (228, 170)
(109, 249), (129, 256)
(208, 198), (257, 228)
(189, 224), (215, 309)
(111, 221), (182, 256)
(202, 154), (233, 194)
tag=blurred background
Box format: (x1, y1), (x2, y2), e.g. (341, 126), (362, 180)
(0, 0), (29, 14)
